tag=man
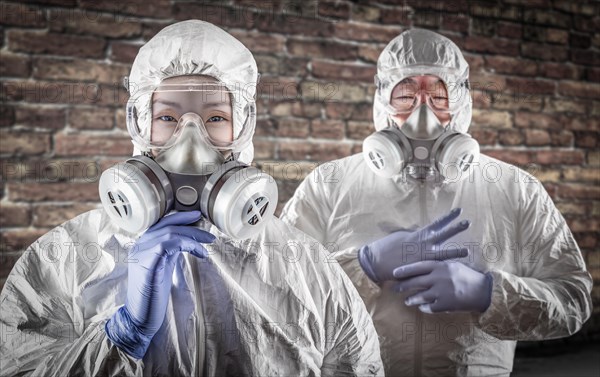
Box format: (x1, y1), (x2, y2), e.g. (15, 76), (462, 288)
(0, 20), (383, 376)
(281, 28), (592, 376)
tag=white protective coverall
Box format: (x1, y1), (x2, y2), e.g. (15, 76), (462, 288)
(281, 29), (593, 376)
(0, 20), (383, 376)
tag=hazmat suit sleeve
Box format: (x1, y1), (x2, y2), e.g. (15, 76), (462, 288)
(477, 175), (593, 340)
(311, 241), (383, 376)
(281, 164), (382, 298)
(0, 216), (143, 376)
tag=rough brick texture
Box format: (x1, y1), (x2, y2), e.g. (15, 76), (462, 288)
(1, 0), (598, 340)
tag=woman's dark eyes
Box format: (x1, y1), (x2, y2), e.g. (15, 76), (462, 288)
(158, 115), (176, 122)
(207, 116), (226, 122)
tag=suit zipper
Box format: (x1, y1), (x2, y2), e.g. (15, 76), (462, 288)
(414, 181), (426, 376)
(191, 256), (206, 376)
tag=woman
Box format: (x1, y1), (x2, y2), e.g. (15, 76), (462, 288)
(0, 20), (383, 376)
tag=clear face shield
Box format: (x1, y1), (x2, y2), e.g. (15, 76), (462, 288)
(126, 81), (256, 154)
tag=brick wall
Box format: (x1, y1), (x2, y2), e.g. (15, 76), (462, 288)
(0, 0), (598, 338)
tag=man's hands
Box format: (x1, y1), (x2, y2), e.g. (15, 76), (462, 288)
(393, 260), (493, 314)
(358, 208), (470, 283)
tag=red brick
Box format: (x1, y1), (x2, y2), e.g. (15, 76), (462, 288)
(484, 56), (537, 76)
(570, 32), (592, 49)
(69, 107), (114, 130)
(579, 14), (599, 34)
(351, 5), (381, 22)
(567, 217), (600, 233)
(564, 115), (600, 131)
(544, 98), (588, 113)
(496, 21), (522, 39)
(326, 102), (372, 121)
(469, 72), (507, 93)
(547, 28), (569, 44)
(0, 229), (48, 254)
(1, 80), (101, 105)
(558, 183), (600, 200)
(110, 42), (140, 64)
(311, 60), (376, 83)
(48, 9), (142, 38)
(0, 2), (46, 28)
(0, 130), (50, 155)
(514, 112), (561, 129)
(257, 76), (299, 101)
(253, 118), (276, 138)
(498, 130), (524, 145)
(380, 7), (412, 25)
(33, 203), (97, 227)
(16, 0), (76, 5)
(7, 182), (99, 202)
(556, 201), (588, 216)
(0, 159), (101, 182)
(252, 139), (276, 160)
(472, 18), (496, 37)
(482, 150), (533, 165)
(275, 118), (309, 138)
(563, 168), (600, 183)
(471, 109), (512, 129)
(173, 3), (253, 29)
(299, 81), (367, 103)
(311, 119), (344, 140)
(0, 203), (31, 227)
(14, 106), (66, 130)
(334, 22), (402, 43)
(552, 1), (596, 15)
(8, 30), (106, 59)
(80, 0), (171, 19)
(523, 9), (571, 28)
(505, 77), (555, 96)
(571, 49), (600, 66)
(33, 58), (130, 85)
(0, 53), (31, 78)
(559, 81), (600, 99)
(0, 251), (24, 280)
(256, 13), (333, 37)
(441, 13), (470, 33)
(549, 130), (574, 147)
(521, 43), (568, 62)
(538, 62), (582, 80)
(347, 121), (372, 141)
(574, 233), (597, 249)
(291, 102), (321, 118)
(286, 38), (358, 60)
(0, 105), (15, 128)
(278, 141), (352, 162)
(318, 1), (351, 19)
(534, 150), (585, 165)
(491, 91), (542, 112)
(574, 132), (598, 149)
(464, 36), (519, 56)
(229, 31), (285, 53)
(139, 21), (170, 41)
(588, 68), (600, 83)
(524, 129), (551, 146)
(55, 133), (133, 157)
(471, 129), (497, 145)
(357, 44), (383, 64)
(464, 54), (485, 72)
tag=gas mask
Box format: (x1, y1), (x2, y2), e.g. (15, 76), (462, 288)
(363, 105), (479, 181)
(98, 83), (278, 239)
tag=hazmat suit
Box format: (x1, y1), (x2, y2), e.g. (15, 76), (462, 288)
(0, 20), (383, 376)
(281, 29), (593, 376)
